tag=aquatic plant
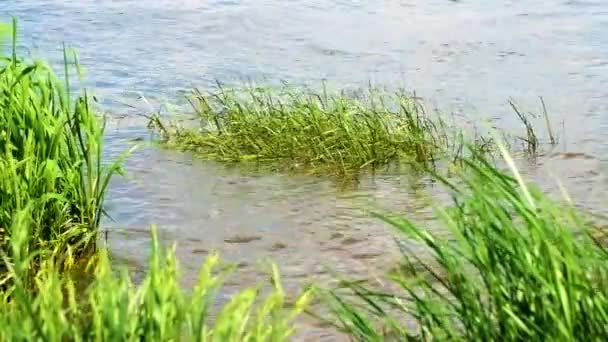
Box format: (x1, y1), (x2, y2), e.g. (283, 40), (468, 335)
(150, 85), (456, 175)
(0, 207), (313, 341)
(151, 84), (553, 176)
(0, 19), (127, 266)
(324, 145), (608, 340)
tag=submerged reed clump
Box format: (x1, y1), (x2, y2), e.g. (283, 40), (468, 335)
(151, 85), (555, 176)
(150, 85), (452, 175)
(0, 208), (313, 341)
(0, 19), (126, 265)
(326, 146), (608, 341)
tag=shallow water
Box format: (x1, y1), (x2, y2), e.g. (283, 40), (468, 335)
(4, 0), (608, 339)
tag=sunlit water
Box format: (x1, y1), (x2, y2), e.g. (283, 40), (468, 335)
(4, 0), (608, 339)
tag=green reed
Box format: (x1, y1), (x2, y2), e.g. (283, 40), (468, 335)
(0, 19), (310, 341)
(152, 84), (553, 176)
(0, 206), (313, 341)
(0, 19), (128, 267)
(325, 145), (608, 340)
(150, 85), (458, 175)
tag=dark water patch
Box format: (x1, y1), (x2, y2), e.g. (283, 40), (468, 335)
(269, 242), (287, 251)
(329, 232), (345, 240)
(340, 236), (365, 246)
(224, 235), (263, 244)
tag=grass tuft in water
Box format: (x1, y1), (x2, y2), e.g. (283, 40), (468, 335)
(325, 145), (608, 340)
(150, 85), (461, 175)
(151, 85), (553, 177)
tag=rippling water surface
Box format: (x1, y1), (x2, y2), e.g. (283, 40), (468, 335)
(3, 1), (608, 339)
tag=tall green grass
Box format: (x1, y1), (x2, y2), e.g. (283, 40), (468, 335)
(325, 147), (608, 340)
(150, 85), (461, 175)
(0, 19), (126, 267)
(0, 20), (311, 341)
(0, 206), (313, 341)
(151, 85), (554, 176)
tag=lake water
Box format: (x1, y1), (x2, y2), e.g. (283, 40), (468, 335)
(3, 0), (608, 340)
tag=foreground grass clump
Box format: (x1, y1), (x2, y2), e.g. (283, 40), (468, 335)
(327, 147), (608, 340)
(0, 20), (124, 264)
(151, 86), (456, 175)
(0, 208), (313, 341)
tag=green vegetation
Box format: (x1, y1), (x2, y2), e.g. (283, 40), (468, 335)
(151, 85), (559, 176)
(0, 19), (128, 270)
(150, 85), (499, 175)
(0, 20), (311, 341)
(0, 208), (313, 341)
(3, 17), (608, 342)
(325, 146), (608, 340)
(5, 144), (607, 341)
